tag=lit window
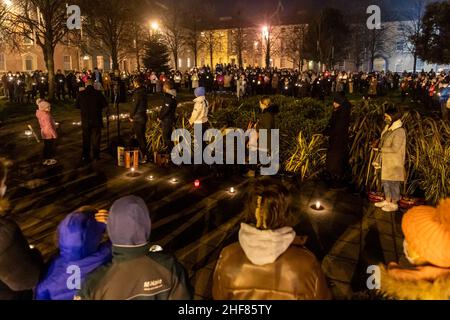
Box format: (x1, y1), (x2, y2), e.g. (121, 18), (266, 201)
(96, 56), (104, 70)
(24, 34), (34, 46)
(63, 55), (72, 71)
(24, 55), (34, 71)
(187, 58), (191, 68)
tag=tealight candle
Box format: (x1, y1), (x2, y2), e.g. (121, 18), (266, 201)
(229, 187), (235, 194)
(316, 201), (321, 210)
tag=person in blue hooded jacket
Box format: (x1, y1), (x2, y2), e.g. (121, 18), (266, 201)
(439, 77), (450, 121)
(35, 208), (112, 300)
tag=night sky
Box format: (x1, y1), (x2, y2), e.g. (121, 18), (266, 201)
(205, 0), (440, 21)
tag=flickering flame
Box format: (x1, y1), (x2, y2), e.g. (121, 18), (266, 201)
(315, 201), (321, 210)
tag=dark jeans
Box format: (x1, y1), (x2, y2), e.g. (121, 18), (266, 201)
(133, 120), (148, 158)
(82, 126), (101, 160)
(161, 120), (174, 153)
(43, 139), (56, 159)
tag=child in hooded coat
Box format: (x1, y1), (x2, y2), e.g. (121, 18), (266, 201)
(35, 99), (58, 166)
(35, 210), (111, 300)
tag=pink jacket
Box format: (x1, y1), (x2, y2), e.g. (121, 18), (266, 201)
(36, 109), (58, 140)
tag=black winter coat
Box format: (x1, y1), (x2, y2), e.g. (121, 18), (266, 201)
(76, 86), (108, 128)
(159, 92), (177, 124)
(0, 217), (43, 300)
(131, 87), (148, 122)
(324, 100), (352, 176)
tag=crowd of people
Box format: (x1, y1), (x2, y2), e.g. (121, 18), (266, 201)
(1, 157), (450, 300)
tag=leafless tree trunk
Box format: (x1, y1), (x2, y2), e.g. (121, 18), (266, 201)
(4, 0), (69, 99)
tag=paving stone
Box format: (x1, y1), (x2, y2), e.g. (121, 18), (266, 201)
(328, 241), (360, 262)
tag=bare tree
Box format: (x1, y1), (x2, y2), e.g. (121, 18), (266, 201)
(160, 0), (184, 70)
(128, 22), (147, 71)
(4, 0), (69, 98)
(285, 25), (308, 70)
(80, 0), (132, 71)
(364, 25), (393, 72)
(348, 23), (368, 71)
(200, 30), (224, 69)
(399, 0), (429, 73)
(230, 10), (248, 68)
(181, 0), (204, 68)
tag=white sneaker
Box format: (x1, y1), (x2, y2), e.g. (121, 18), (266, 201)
(375, 200), (389, 208)
(382, 203), (399, 212)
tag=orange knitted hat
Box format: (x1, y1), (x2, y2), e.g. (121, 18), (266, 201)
(402, 199), (450, 268)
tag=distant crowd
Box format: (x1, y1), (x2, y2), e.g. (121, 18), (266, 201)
(2, 64), (450, 109)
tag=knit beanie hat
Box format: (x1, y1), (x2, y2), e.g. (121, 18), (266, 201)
(107, 196), (151, 247)
(195, 87), (206, 98)
(402, 199), (450, 268)
(332, 92), (346, 106)
(37, 99), (51, 111)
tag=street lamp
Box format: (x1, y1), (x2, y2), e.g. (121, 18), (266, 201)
(151, 21), (159, 31)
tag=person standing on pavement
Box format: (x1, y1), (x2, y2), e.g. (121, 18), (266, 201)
(324, 92), (352, 188)
(159, 82), (177, 155)
(55, 69), (66, 101)
(374, 105), (406, 213)
(36, 99), (58, 166)
(130, 78), (149, 164)
(76, 79), (108, 163)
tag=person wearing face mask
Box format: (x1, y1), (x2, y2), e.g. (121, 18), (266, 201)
(373, 105), (406, 212)
(379, 199), (450, 300)
(0, 158), (44, 300)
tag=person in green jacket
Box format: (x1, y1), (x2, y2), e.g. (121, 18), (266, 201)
(77, 195), (193, 300)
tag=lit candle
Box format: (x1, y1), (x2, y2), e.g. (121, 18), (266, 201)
(171, 178), (178, 183)
(229, 187), (235, 194)
(194, 180), (200, 188)
(25, 130), (33, 137)
(131, 167), (135, 173)
(147, 175), (154, 181)
(315, 201), (322, 210)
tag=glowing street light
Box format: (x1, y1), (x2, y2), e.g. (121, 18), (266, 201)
(151, 21), (159, 31)
(262, 25), (269, 40)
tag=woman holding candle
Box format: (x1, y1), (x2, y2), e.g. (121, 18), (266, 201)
(373, 105), (406, 212)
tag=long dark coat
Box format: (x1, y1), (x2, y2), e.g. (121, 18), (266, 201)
(324, 100), (352, 177)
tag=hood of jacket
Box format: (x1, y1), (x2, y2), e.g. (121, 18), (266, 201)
(107, 196), (151, 247)
(262, 104), (280, 115)
(379, 265), (450, 300)
(238, 223), (296, 266)
(193, 95), (207, 103)
(165, 89), (177, 98)
(58, 211), (107, 261)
